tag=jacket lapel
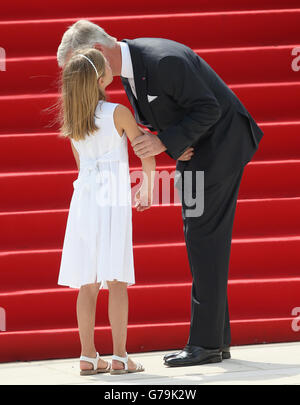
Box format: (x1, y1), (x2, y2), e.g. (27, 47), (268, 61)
(120, 39), (159, 130)
(120, 75), (143, 121)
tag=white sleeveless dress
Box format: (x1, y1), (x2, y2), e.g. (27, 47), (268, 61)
(58, 100), (135, 290)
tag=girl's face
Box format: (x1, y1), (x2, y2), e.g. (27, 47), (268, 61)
(98, 58), (113, 90)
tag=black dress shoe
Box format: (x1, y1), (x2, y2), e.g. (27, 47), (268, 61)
(163, 345), (231, 362)
(163, 344), (222, 367)
(221, 346), (231, 360)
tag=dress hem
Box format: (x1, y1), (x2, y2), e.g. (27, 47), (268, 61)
(57, 279), (135, 290)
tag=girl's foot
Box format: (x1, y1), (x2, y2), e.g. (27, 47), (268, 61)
(80, 351), (110, 373)
(111, 355), (144, 373)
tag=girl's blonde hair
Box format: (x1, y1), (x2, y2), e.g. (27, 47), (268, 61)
(58, 48), (107, 141)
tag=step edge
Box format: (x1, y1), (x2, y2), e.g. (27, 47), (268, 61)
(1, 235), (300, 256)
(1, 81), (300, 101)
(1, 158), (300, 178)
(0, 316), (296, 337)
(1, 196), (300, 217)
(1, 7), (299, 26)
(1, 277), (300, 297)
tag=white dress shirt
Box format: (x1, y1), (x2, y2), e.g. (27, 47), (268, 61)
(119, 41), (137, 99)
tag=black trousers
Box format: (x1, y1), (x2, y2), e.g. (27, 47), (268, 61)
(178, 164), (245, 349)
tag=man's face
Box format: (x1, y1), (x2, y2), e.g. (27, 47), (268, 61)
(102, 57), (113, 86)
(63, 49), (74, 68)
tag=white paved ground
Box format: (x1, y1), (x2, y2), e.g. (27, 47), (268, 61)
(0, 342), (299, 385)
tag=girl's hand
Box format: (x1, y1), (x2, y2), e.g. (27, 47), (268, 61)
(134, 185), (153, 212)
(177, 147), (194, 161)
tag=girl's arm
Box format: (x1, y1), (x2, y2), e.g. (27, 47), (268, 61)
(138, 154), (156, 210)
(70, 140), (80, 170)
(114, 104), (156, 210)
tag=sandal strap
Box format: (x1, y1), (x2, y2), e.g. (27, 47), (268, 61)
(79, 351), (100, 371)
(112, 352), (128, 371)
(106, 360), (112, 371)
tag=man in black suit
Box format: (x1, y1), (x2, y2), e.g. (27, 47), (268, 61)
(118, 36), (264, 367)
(57, 20), (264, 366)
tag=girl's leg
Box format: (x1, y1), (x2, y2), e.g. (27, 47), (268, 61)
(107, 280), (140, 371)
(77, 282), (109, 371)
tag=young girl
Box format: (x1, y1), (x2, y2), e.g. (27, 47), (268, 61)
(57, 47), (156, 375)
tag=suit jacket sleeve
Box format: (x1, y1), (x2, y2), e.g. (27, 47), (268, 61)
(156, 56), (222, 160)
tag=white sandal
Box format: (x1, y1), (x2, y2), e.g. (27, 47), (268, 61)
(80, 352), (112, 375)
(110, 352), (145, 375)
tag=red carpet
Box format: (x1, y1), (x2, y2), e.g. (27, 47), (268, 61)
(0, 1), (300, 362)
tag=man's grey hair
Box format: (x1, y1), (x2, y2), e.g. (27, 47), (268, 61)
(57, 19), (117, 67)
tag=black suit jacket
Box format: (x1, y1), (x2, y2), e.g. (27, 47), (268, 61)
(120, 37), (264, 185)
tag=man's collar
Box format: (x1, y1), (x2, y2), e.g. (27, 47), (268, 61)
(118, 41), (134, 79)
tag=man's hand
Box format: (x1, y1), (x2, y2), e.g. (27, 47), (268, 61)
(131, 126), (167, 158)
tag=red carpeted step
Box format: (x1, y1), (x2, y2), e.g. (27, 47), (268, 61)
(1, 122), (300, 173)
(1, 0), (299, 363)
(230, 237), (300, 280)
(199, 45), (300, 85)
(0, 318), (294, 363)
(2, 45), (298, 96)
(0, 316), (297, 363)
(1, 83), (299, 134)
(231, 82), (300, 123)
(1, 237), (300, 292)
(1, 161), (300, 212)
(0, 279), (299, 332)
(0, 206), (183, 250)
(2, 0), (300, 20)
(233, 197), (300, 238)
(251, 122), (300, 161)
(1, 9), (299, 58)
(0, 131), (174, 172)
(0, 166), (177, 211)
(0, 198), (300, 250)
(0, 132), (77, 172)
(239, 160), (300, 198)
